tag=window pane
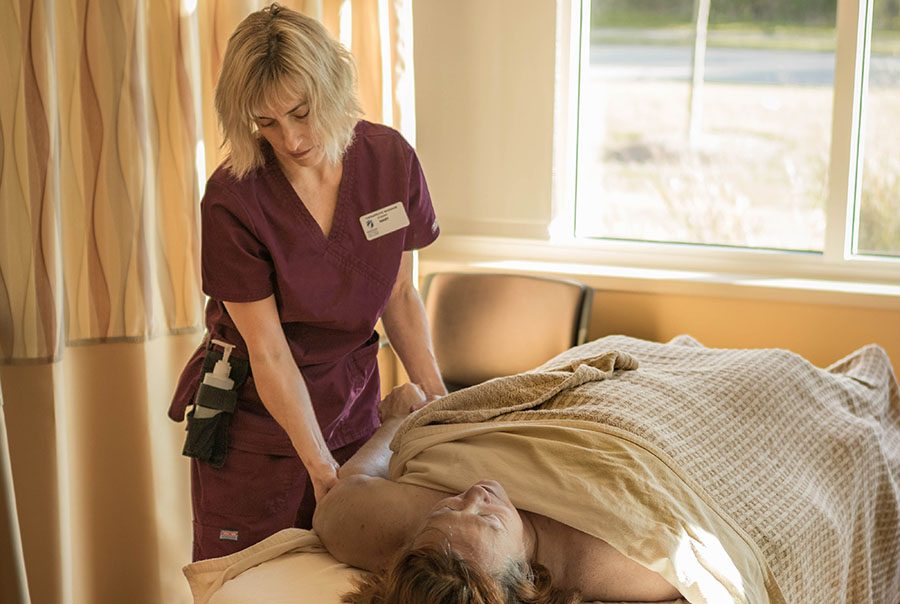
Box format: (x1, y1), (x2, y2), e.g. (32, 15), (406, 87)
(578, 0), (836, 251)
(856, 2), (900, 257)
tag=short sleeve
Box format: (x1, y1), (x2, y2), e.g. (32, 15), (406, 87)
(200, 184), (274, 302)
(403, 149), (440, 251)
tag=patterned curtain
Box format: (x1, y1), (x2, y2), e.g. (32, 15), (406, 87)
(0, 0), (416, 602)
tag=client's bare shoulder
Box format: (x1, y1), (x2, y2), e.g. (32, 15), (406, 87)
(312, 475), (446, 572)
(526, 513), (680, 602)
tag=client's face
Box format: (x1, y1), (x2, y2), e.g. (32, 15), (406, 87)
(414, 480), (527, 573)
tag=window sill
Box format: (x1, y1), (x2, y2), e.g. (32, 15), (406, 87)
(419, 235), (900, 311)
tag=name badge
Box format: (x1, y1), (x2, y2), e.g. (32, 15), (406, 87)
(359, 202), (409, 241)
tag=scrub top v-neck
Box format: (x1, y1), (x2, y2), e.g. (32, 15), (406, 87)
(169, 120), (440, 454)
(270, 142), (347, 245)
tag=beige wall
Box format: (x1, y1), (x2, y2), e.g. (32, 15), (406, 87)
(586, 290), (900, 369)
(413, 0), (557, 238)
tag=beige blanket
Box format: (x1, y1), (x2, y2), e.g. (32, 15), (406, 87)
(388, 335), (900, 604)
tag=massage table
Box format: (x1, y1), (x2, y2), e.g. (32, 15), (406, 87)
(184, 334), (900, 604)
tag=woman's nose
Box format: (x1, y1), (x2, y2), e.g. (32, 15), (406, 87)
(282, 124), (305, 151)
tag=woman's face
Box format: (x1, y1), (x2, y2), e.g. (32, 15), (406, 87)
(414, 480), (528, 574)
(253, 95), (326, 169)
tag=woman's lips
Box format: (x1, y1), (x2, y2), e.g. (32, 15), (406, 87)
(288, 147), (312, 159)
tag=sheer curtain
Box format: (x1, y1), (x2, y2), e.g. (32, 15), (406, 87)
(0, 1), (416, 602)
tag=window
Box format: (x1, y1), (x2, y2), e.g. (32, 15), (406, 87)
(857, 4), (900, 257)
(574, 0), (900, 271)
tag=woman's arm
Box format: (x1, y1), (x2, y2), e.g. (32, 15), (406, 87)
(314, 383), (444, 569)
(312, 475), (437, 570)
(337, 383), (426, 479)
(381, 252), (447, 398)
(224, 295), (338, 501)
(337, 417), (403, 479)
(313, 469), (448, 571)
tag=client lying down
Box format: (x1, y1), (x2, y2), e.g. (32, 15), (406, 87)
(314, 382), (678, 603)
(314, 335), (900, 604)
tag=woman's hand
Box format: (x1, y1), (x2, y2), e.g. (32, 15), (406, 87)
(338, 384), (433, 480)
(308, 456), (341, 502)
(378, 383), (429, 422)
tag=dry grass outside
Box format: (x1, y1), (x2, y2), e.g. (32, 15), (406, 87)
(858, 85), (900, 256)
(577, 78), (900, 256)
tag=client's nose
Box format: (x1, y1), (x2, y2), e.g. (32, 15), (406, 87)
(459, 484), (490, 508)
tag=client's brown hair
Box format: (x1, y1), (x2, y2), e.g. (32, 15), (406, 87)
(342, 544), (581, 604)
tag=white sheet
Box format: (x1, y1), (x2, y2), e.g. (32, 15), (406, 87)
(183, 528), (688, 604)
(184, 529), (362, 604)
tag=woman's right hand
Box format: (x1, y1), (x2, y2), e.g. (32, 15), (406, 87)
(308, 456), (340, 502)
(378, 382), (428, 421)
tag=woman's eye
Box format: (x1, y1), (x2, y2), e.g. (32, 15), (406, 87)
(292, 111), (309, 121)
(257, 121), (274, 129)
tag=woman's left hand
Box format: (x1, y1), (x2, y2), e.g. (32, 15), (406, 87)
(378, 383), (429, 421)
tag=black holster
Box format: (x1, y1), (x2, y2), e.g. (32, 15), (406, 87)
(182, 343), (250, 468)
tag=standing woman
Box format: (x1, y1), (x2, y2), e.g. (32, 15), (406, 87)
(168, 3), (446, 561)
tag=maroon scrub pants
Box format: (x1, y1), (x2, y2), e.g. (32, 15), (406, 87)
(191, 436), (369, 561)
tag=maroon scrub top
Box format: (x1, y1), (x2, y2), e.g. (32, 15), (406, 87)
(169, 120), (440, 454)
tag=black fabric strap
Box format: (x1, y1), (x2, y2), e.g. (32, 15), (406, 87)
(195, 383), (238, 414)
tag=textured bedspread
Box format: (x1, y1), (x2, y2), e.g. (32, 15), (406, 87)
(389, 335), (900, 604)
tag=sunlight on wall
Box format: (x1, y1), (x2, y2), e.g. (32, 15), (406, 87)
(339, 0), (352, 50)
(472, 259), (717, 283)
(181, 0), (198, 17)
(195, 140), (207, 197)
(731, 276), (900, 297)
(548, 214), (575, 242)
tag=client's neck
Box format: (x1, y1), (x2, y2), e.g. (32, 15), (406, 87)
(520, 511), (539, 561)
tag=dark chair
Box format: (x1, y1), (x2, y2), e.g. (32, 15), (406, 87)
(421, 272), (593, 391)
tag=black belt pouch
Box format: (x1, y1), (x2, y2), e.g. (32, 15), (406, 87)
(182, 345), (250, 468)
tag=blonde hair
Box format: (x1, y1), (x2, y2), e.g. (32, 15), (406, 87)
(215, 3), (361, 178)
(343, 544), (581, 604)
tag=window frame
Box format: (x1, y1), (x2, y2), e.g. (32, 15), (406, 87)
(554, 0), (899, 285)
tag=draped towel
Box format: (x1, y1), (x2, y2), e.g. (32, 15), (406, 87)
(388, 335), (900, 604)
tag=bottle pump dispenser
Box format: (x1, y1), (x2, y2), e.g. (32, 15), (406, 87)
(193, 339), (236, 419)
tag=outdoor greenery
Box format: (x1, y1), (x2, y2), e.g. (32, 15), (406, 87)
(591, 0), (900, 52)
(592, 0), (900, 30)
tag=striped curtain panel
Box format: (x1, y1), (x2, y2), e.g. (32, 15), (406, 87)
(0, 0), (416, 602)
(1, 0), (204, 363)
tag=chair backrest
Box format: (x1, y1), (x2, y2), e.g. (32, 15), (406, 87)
(422, 272), (593, 390)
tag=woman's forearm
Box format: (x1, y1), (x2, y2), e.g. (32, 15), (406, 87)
(222, 296), (338, 500)
(382, 285), (447, 398)
(251, 348), (336, 474)
(338, 416), (404, 479)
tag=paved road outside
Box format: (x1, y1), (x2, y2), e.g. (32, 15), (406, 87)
(591, 44), (900, 87)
